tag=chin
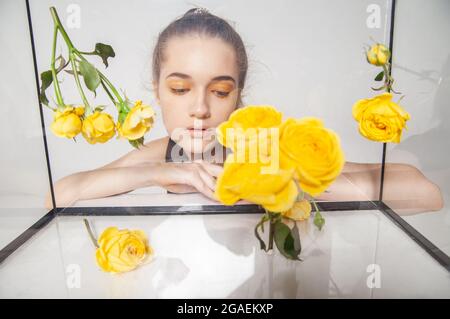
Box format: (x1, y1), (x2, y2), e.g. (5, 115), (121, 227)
(170, 127), (219, 158)
(178, 136), (221, 160)
(181, 137), (213, 153)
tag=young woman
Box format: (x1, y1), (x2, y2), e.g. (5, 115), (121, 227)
(47, 8), (444, 215)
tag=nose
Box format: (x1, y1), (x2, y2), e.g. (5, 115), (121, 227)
(189, 89), (211, 119)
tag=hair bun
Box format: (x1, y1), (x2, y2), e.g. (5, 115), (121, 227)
(184, 7), (210, 17)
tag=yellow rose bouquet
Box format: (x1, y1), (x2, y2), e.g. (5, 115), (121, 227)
(40, 7), (154, 148)
(215, 106), (345, 260)
(353, 42), (410, 143)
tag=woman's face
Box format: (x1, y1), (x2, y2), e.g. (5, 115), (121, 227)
(154, 34), (240, 155)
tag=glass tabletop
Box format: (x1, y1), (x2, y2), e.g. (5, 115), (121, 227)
(1, 207), (449, 298)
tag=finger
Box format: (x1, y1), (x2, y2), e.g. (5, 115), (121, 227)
(196, 160), (223, 177)
(194, 179), (216, 200)
(165, 184), (197, 194)
(198, 167), (217, 193)
(190, 171), (216, 200)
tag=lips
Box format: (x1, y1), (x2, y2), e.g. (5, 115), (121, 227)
(186, 127), (214, 138)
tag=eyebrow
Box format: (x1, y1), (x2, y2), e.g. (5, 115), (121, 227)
(166, 72), (236, 84)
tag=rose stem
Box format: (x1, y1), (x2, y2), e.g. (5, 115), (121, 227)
(83, 218), (99, 248)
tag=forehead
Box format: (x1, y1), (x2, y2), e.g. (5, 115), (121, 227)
(161, 34), (238, 81)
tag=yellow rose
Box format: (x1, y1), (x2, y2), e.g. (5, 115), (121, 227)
(215, 155), (298, 212)
(217, 105), (282, 159)
(50, 106), (84, 138)
(81, 111), (116, 144)
(117, 100), (155, 140)
(279, 117), (345, 197)
(95, 226), (153, 274)
(366, 43), (390, 66)
(282, 199), (312, 221)
(352, 93), (410, 143)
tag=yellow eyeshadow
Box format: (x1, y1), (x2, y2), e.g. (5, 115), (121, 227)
(209, 82), (234, 92)
(167, 80), (191, 89)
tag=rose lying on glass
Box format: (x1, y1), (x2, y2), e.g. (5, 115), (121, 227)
(84, 219), (153, 274)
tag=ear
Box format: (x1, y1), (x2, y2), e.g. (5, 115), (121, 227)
(152, 80), (160, 104)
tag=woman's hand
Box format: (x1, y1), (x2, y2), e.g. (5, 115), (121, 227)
(155, 160), (223, 200)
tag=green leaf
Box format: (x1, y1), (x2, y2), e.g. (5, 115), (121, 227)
(274, 220), (301, 260)
(94, 105), (107, 112)
(129, 137), (144, 149)
(94, 43), (115, 67)
(64, 69), (77, 75)
(314, 211), (325, 231)
(254, 214), (269, 251)
(55, 55), (68, 73)
(254, 223), (267, 251)
(374, 70), (384, 81)
(39, 70), (53, 95)
(118, 108), (128, 124)
(78, 60), (100, 94)
(371, 85), (387, 91)
(39, 70), (53, 105)
(39, 55), (69, 106)
(292, 222), (302, 255)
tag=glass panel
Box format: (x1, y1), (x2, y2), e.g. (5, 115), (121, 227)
(0, 210), (380, 298)
(1, 0), (450, 299)
(383, 0), (450, 255)
(2, 210), (449, 298)
(0, 218), (68, 298)
(54, 211), (380, 298)
(27, 0), (389, 211)
(372, 207), (450, 298)
(0, 0), (52, 251)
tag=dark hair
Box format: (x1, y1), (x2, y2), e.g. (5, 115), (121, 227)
(152, 8), (248, 105)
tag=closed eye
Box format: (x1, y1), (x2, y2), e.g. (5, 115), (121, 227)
(212, 90), (230, 98)
(170, 88), (190, 95)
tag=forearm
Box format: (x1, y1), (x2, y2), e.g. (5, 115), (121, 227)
(314, 163), (444, 215)
(315, 172), (378, 202)
(381, 167), (444, 215)
(50, 163), (161, 207)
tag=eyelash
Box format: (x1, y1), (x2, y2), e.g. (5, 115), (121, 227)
(170, 88), (189, 95)
(170, 88), (230, 98)
(212, 90), (230, 98)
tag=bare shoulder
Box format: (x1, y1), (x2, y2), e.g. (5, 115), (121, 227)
(99, 136), (169, 169)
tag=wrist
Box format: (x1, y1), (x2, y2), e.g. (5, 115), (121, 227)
(143, 162), (165, 187)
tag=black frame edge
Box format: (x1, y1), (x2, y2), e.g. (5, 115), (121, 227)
(376, 201), (450, 272)
(55, 201), (377, 216)
(25, 0), (57, 210)
(0, 210), (56, 264)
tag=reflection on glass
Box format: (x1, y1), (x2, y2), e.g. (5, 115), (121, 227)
(384, 0), (449, 254)
(0, 0), (51, 249)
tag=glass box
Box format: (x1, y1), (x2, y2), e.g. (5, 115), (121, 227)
(0, 0), (449, 298)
